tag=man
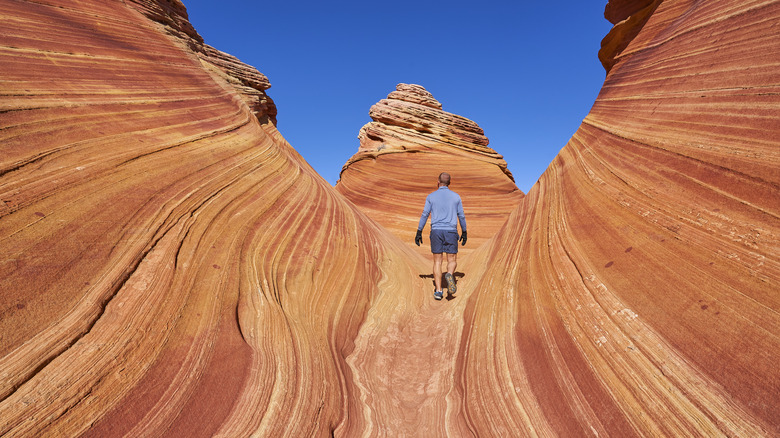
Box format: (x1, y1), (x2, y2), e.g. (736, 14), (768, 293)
(415, 172), (467, 300)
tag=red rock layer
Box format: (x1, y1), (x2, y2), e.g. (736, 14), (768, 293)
(1, 0), (779, 436)
(0, 1), (425, 436)
(337, 84), (524, 257)
(128, 0), (277, 123)
(457, 0), (780, 435)
(604, 0), (657, 23)
(599, 0), (662, 72)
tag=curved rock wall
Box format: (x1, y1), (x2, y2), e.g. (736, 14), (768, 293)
(128, 0), (277, 123)
(1, 0), (778, 436)
(0, 1), (424, 436)
(458, 0), (780, 435)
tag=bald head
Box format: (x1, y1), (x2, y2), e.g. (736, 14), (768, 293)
(438, 172), (451, 186)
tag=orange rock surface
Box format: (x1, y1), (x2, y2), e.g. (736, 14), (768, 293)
(1, 0), (778, 436)
(458, 0), (780, 435)
(336, 83), (525, 257)
(0, 1), (421, 435)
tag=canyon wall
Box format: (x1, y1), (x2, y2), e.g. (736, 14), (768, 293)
(0, 0), (778, 436)
(458, 0), (780, 435)
(0, 1), (425, 435)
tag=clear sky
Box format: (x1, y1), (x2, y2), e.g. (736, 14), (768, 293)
(182, 1), (613, 193)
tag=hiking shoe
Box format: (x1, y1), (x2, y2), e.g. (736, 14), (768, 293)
(434, 290), (444, 300)
(444, 273), (457, 294)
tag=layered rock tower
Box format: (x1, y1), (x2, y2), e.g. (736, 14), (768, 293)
(337, 84), (524, 257)
(1, 0), (778, 436)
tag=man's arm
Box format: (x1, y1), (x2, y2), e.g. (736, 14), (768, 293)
(457, 198), (467, 245)
(416, 197), (432, 246)
(456, 198), (466, 232)
(418, 197), (432, 231)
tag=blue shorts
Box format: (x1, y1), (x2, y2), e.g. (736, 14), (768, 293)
(430, 229), (459, 254)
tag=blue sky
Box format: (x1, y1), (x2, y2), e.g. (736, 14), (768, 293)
(183, 1), (613, 193)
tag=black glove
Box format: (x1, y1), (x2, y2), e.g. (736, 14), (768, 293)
(415, 229), (423, 246)
(460, 231), (467, 246)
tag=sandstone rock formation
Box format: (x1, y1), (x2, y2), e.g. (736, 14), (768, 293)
(599, 0), (663, 72)
(1, 0), (778, 436)
(337, 84), (524, 257)
(0, 1), (420, 435)
(128, 0), (277, 123)
(458, 0), (780, 435)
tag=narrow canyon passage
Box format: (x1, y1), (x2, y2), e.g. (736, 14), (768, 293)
(1, 0), (778, 436)
(341, 251), (486, 436)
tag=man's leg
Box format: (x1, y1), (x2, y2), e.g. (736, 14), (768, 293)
(444, 252), (458, 294)
(446, 252), (457, 275)
(433, 253), (443, 291)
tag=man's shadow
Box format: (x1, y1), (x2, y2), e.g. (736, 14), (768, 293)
(419, 272), (465, 301)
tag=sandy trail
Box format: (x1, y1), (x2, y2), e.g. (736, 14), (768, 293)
(343, 253), (483, 437)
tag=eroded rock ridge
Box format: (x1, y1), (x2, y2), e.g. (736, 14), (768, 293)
(0, 0), (778, 436)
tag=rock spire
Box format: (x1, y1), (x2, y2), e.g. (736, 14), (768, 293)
(337, 83), (524, 256)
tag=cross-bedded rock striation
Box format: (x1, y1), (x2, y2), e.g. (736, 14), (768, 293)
(458, 0), (780, 435)
(128, 0), (277, 123)
(0, 0), (778, 436)
(0, 1), (419, 436)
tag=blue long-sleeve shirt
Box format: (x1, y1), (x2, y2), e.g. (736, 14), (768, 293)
(418, 186), (467, 232)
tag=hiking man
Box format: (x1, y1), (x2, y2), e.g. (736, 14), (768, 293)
(415, 172), (467, 300)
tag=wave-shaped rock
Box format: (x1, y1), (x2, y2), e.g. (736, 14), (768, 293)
(128, 0), (277, 124)
(337, 83), (524, 256)
(0, 1), (421, 436)
(1, 0), (778, 436)
(458, 0), (780, 435)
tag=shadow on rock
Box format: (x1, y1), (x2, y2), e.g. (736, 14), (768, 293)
(419, 272), (465, 301)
